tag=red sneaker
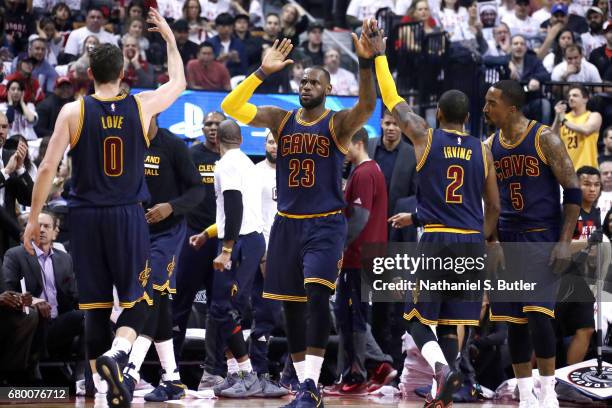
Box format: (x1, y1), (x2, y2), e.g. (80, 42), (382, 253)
(323, 382), (344, 396)
(340, 382), (369, 395)
(367, 362), (398, 393)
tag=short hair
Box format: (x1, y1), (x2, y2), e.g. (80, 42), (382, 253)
(215, 12), (234, 26)
(40, 209), (58, 228)
(568, 84), (589, 99)
(206, 110), (227, 121)
(438, 90), (470, 124)
(39, 16), (55, 28)
(234, 13), (249, 22)
(577, 165), (601, 178)
(492, 79), (526, 109)
(266, 12), (280, 21)
(511, 34), (526, 43)
(86, 6), (104, 16)
(564, 44), (582, 55)
(383, 109), (393, 117)
(351, 128), (369, 146)
(199, 41), (214, 52)
(89, 43), (124, 84)
(309, 65), (331, 84)
(218, 119), (241, 145)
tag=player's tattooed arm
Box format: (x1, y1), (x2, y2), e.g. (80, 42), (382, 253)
(482, 145), (501, 241)
(392, 103), (429, 150)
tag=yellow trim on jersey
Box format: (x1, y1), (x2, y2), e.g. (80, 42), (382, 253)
(71, 97), (85, 148)
(416, 128), (432, 171)
(441, 129), (468, 136)
(329, 113), (348, 155)
(134, 95), (150, 148)
(484, 134), (495, 149)
(295, 108), (330, 126)
(423, 224), (480, 234)
(91, 92), (129, 102)
(304, 278), (336, 290)
(153, 281), (172, 293)
(523, 306), (555, 317)
(481, 142), (488, 179)
(278, 209), (342, 219)
(277, 110), (292, 138)
(438, 319), (480, 326)
(498, 120), (536, 149)
(120, 291), (153, 308)
(526, 227), (548, 232)
(262, 292), (308, 302)
(403, 309), (437, 325)
(79, 301), (114, 309)
(534, 125), (548, 165)
(489, 310), (528, 324)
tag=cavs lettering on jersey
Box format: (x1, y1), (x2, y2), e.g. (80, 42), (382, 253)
(560, 110), (598, 170)
(68, 93), (149, 207)
(276, 108), (346, 215)
(416, 128), (486, 232)
(490, 121), (561, 232)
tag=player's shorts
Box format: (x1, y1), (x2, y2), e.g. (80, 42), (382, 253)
(150, 221), (186, 294)
(490, 228), (560, 324)
(404, 230), (484, 326)
(263, 212), (347, 302)
(69, 204), (152, 309)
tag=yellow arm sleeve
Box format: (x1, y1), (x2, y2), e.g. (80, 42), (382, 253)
(374, 55), (406, 113)
(220, 73), (262, 124)
(204, 224), (218, 238)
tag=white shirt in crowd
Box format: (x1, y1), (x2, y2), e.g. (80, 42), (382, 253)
(329, 68), (359, 96)
(200, 0), (231, 21)
(33, 0), (81, 11)
(542, 52), (557, 73)
(214, 148), (263, 239)
(438, 7), (475, 42)
(531, 7), (551, 26)
(581, 32), (607, 59)
(570, 0), (592, 16)
(599, 191), (612, 223)
(501, 11), (540, 39)
(64, 27), (118, 56)
(347, 0), (395, 21)
(156, 0), (185, 20)
(551, 59), (603, 82)
(255, 159), (277, 248)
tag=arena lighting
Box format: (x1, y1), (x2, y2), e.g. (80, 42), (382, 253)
(132, 88), (382, 156)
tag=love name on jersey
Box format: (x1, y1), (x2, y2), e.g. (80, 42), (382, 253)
(280, 133), (330, 157)
(494, 154), (540, 181)
(144, 155), (160, 176)
(443, 146), (473, 161)
(100, 115), (124, 129)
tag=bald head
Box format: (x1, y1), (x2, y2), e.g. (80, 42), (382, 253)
(218, 119), (242, 146)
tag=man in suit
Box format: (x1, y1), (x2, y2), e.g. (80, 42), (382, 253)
(0, 111), (34, 258)
(3, 210), (83, 360)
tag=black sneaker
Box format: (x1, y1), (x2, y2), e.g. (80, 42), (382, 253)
(423, 363), (463, 408)
(295, 379), (324, 408)
(144, 380), (187, 402)
(96, 351), (130, 408)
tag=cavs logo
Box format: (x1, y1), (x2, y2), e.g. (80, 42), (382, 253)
(231, 284), (238, 297)
(567, 366), (612, 389)
(139, 260), (151, 287)
(167, 256), (176, 278)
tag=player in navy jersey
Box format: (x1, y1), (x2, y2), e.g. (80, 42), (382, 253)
(23, 9), (186, 408)
(483, 80), (580, 408)
(221, 23), (377, 407)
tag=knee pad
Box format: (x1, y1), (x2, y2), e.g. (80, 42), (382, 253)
(155, 293), (173, 342)
(116, 299), (152, 334)
(305, 283), (333, 350)
(283, 301), (307, 354)
(527, 312), (555, 359)
(141, 291), (162, 339)
(508, 323), (533, 364)
(85, 309), (113, 359)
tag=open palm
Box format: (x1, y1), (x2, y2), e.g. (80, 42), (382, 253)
(261, 38), (294, 75)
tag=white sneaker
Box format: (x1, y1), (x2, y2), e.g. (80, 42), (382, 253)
(518, 393), (538, 408)
(539, 394), (560, 408)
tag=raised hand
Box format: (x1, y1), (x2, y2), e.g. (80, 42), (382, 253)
(147, 7), (174, 43)
(261, 38), (294, 75)
(352, 19), (376, 59)
(360, 19), (386, 57)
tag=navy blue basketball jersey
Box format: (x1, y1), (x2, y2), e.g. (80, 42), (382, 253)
(416, 128), (486, 232)
(68, 93), (150, 207)
(490, 121), (561, 232)
(276, 108), (346, 215)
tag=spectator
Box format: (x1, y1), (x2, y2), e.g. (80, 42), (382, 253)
(437, 0), (474, 43)
(501, 0), (540, 41)
(0, 80), (38, 141)
(121, 16), (149, 57)
(594, 0), (608, 16)
(173, 19), (200, 66)
(200, 0), (231, 22)
(5, 135), (37, 181)
(156, 0), (183, 20)
(553, 85), (603, 169)
(532, 0), (553, 25)
(540, 2), (588, 35)
(122, 35), (155, 87)
(542, 28), (576, 73)
(51, 2), (73, 34)
(279, 3), (308, 45)
(599, 160), (612, 220)
(230, 0), (264, 28)
(0, 58), (45, 104)
(289, 61), (305, 93)
(400, 0), (439, 34)
(4, 0), (36, 55)
(12, 37), (58, 95)
(588, 20), (612, 81)
(37, 17), (64, 67)
(485, 22), (512, 57)
(186, 42), (231, 90)
(599, 126), (612, 164)
(125, 0), (145, 20)
(34, 76), (74, 140)
(3, 211), (84, 362)
(66, 35), (99, 97)
(299, 21), (324, 66)
(497, 0), (515, 20)
(261, 12), (281, 46)
(183, 0), (210, 44)
(534, 11), (564, 62)
(234, 14), (260, 67)
(551, 44), (602, 82)
(208, 13), (247, 77)
(346, 0), (395, 28)
(581, 6), (606, 58)
(63, 7), (118, 58)
(324, 48), (358, 96)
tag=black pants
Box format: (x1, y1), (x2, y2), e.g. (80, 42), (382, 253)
(0, 308), (39, 375)
(45, 309), (85, 358)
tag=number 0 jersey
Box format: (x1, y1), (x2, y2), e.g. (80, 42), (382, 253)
(276, 108), (346, 215)
(416, 128), (486, 232)
(68, 93), (150, 207)
(490, 121), (561, 232)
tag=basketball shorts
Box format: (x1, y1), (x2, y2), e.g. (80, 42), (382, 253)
(150, 221), (186, 294)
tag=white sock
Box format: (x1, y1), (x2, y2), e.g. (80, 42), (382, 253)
(155, 340), (180, 381)
(93, 372), (108, 394)
(293, 360), (306, 383)
(304, 355), (324, 384)
(238, 358), (253, 373)
(420, 340), (448, 371)
(517, 377), (534, 401)
(105, 336), (132, 356)
(127, 336), (151, 378)
(539, 375), (556, 399)
(227, 358), (239, 374)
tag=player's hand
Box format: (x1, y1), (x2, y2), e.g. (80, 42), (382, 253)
(486, 240), (505, 273)
(261, 38), (294, 75)
(23, 219), (40, 255)
(145, 203), (173, 224)
(147, 7), (174, 43)
(0, 291), (24, 310)
(213, 251), (231, 272)
(549, 241), (572, 274)
(34, 300), (52, 319)
(189, 231), (208, 250)
(388, 213), (413, 228)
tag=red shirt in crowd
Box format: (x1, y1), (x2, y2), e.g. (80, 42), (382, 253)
(186, 60), (231, 91)
(0, 72), (45, 104)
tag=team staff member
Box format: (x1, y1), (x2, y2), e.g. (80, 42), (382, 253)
(123, 115), (204, 402)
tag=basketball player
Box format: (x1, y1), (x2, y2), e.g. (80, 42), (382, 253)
(220, 21), (378, 406)
(23, 8), (185, 408)
(484, 79), (580, 408)
(369, 24), (500, 407)
(122, 115), (204, 402)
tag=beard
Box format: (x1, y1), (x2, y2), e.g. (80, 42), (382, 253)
(299, 93), (325, 109)
(266, 151), (276, 164)
(589, 21), (603, 32)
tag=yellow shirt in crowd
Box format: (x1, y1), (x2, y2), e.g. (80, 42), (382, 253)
(560, 111), (598, 170)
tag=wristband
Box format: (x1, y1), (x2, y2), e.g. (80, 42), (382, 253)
(562, 187), (582, 206)
(222, 246), (233, 254)
(411, 213), (422, 227)
(358, 57), (373, 69)
(255, 67), (268, 81)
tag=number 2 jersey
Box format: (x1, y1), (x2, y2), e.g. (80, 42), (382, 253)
(68, 93), (150, 207)
(416, 128), (486, 232)
(489, 120), (561, 232)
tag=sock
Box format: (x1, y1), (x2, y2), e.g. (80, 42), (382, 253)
(420, 341), (448, 371)
(125, 336), (151, 383)
(105, 336), (132, 357)
(293, 360), (306, 383)
(227, 358), (239, 374)
(304, 355), (324, 384)
(155, 340), (180, 381)
(238, 358), (253, 373)
(539, 375), (556, 399)
(517, 377), (534, 401)
(93, 372), (108, 394)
